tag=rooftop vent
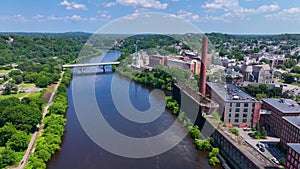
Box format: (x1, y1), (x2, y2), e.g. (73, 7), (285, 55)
(233, 95), (239, 100)
(279, 98), (285, 103)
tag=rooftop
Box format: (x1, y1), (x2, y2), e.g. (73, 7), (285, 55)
(207, 82), (256, 102)
(288, 143), (300, 154)
(283, 116), (300, 130)
(262, 98), (300, 114)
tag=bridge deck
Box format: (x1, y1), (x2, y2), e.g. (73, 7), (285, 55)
(63, 62), (120, 68)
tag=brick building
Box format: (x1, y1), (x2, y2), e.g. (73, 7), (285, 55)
(281, 116), (300, 149)
(260, 98), (300, 137)
(206, 82), (260, 128)
(286, 143), (300, 169)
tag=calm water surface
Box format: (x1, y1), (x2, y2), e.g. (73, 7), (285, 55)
(47, 50), (221, 169)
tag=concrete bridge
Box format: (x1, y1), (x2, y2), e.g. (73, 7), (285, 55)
(63, 62), (120, 72)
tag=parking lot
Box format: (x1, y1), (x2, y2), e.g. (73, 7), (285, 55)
(238, 128), (285, 166)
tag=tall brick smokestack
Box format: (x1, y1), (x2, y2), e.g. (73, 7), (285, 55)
(199, 36), (208, 95)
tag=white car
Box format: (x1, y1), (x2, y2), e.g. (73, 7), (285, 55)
(271, 157), (280, 165)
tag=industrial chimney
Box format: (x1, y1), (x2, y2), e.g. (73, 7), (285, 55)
(199, 36), (208, 95)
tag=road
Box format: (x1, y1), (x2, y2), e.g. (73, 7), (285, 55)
(13, 71), (65, 169)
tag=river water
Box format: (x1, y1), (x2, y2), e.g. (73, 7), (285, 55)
(47, 50), (221, 169)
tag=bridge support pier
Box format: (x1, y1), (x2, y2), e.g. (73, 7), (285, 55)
(102, 66), (106, 73)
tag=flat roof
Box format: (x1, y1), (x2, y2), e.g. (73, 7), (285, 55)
(288, 143), (300, 154)
(207, 82), (257, 102)
(283, 116), (300, 130)
(262, 98), (300, 114)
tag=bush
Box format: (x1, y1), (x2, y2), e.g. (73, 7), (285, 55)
(195, 138), (211, 151)
(209, 156), (220, 166)
(188, 125), (200, 139)
(229, 126), (239, 136)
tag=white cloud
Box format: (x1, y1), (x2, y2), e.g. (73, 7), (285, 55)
(104, 2), (116, 7)
(201, 0), (280, 22)
(59, 0), (87, 10)
(173, 10), (200, 22)
(97, 11), (112, 20)
(265, 7), (300, 21)
(32, 14), (44, 21)
(107, 0), (168, 9)
(0, 14), (27, 22)
(122, 13), (139, 20)
(48, 15), (87, 21)
(89, 17), (97, 22)
(202, 0), (239, 11)
(257, 4), (279, 13)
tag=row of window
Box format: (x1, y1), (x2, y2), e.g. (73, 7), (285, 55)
(229, 108), (253, 113)
(229, 113), (248, 118)
(228, 118), (248, 123)
(229, 102), (255, 108)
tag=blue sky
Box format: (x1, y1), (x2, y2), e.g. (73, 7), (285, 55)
(1, 0), (300, 34)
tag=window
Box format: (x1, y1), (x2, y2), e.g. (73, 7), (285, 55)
(244, 108), (248, 112)
(228, 119), (231, 123)
(235, 114), (239, 118)
(230, 103), (232, 107)
(236, 103), (240, 107)
(244, 103), (248, 107)
(243, 114), (247, 118)
(242, 119), (247, 123)
(236, 108), (240, 112)
(229, 108), (232, 112)
(234, 119), (239, 123)
(229, 113), (232, 117)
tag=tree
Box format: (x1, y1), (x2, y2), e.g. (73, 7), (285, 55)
(35, 75), (52, 88)
(0, 123), (17, 146)
(291, 66), (300, 73)
(36, 149), (51, 162)
(2, 86), (11, 95)
(6, 130), (29, 151)
(13, 75), (23, 84)
(0, 148), (17, 169)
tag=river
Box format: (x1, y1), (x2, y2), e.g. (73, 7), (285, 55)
(47, 50), (221, 169)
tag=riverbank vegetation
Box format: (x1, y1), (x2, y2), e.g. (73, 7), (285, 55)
(165, 96), (220, 166)
(24, 69), (72, 169)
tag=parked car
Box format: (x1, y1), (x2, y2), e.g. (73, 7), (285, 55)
(259, 147), (265, 152)
(271, 157), (280, 165)
(256, 142), (264, 148)
(248, 133), (255, 138)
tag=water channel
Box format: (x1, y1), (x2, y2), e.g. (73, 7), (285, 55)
(47, 50), (221, 169)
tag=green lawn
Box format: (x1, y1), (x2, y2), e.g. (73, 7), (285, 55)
(0, 92), (41, 100)
(278, 79), (285, 83)
(291, 82), (300, 87)
(19, 83), (36, 89)
(0, 69), (11, 73)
